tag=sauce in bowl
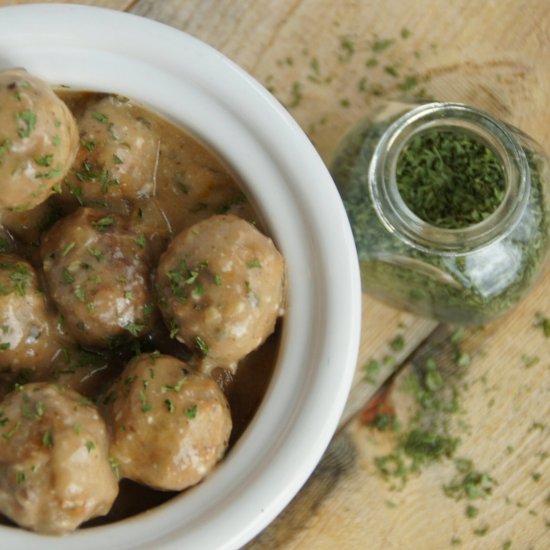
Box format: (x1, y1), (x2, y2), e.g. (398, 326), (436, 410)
(0, 85), (283, 532)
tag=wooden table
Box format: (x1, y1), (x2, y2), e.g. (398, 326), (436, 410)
(2, 1), (549, 548)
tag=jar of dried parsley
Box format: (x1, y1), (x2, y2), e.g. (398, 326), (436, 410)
(330, 101), (550, 324)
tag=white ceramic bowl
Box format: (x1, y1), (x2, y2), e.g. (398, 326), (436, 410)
(0, 5), (361, 549)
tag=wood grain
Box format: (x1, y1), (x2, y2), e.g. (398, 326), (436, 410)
(129, 0), (550, 157)
(0, 0), (134, 9)
(250, 269), (550, 549)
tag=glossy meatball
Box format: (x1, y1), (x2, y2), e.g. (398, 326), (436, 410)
(0, 254), (58, 373)
(0, 383), (118, 534)
(41, 208), (154, 348)
(63, 95), (159, 208)
(156, 215), (285, 370)
(103, 353), (232, 491)
(0, 69), (78, 211)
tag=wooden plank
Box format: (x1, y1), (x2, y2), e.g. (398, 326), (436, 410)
(341, 298), (436, 426)
(249, 267), (550, 549)
(129, 0), (550, 157)
(0, 0), (134, 9)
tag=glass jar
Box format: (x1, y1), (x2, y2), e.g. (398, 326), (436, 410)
(330, 101), (550, 325)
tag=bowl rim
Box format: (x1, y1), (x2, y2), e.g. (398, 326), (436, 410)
(0, 5), (362, 549)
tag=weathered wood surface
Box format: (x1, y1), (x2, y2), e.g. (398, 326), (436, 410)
(2, 1), (549, 548)
(248, 271), (550, 549)
(0, 0), (134, 9)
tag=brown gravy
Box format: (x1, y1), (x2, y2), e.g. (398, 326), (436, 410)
(0, 91), (280, 527)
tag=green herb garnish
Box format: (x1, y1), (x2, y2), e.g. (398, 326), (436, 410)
(16, 111), (37, 138)
(247, 258), (261, 269)
(87, 247), (104, 262)
(139, 389), (152, 413)
(42, 430), (54, 448)
(2, 420), (20, 441)
(61, 241), (76, 257)
(80, 139), (95, 151)
(384, 65), (399, 78)
(371, 413), (401, 432)
(372, 38), (394, 52)
(35, 154), (53, 167)
(399, 75), (418, 91)
(389, 334), (405, 352)
(74, 287), (85, 302)
(125, 322), (145, 337)
(109, 456), (121, 480)
(534, 312), (550, 337)
(35, 168), (63, 180)
(287, 81), (302, 108)
(169, 320), (179, 339)
(473, 525), (489, 536)
(465, 505), (479, 518)
(92, 216), (114, 231)
(92, 112), (109, 124)
(339, 35), (355, 61)
(136, 234), (146, 249)
(195, 336), (209, 356)
(161, 379), (186, 393)
(396, 130), (505, 229)
(363, 358), (380, 384)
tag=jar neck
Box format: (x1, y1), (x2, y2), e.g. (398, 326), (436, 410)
(368, 102), (531, 255)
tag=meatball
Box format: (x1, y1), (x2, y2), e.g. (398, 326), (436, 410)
(0, 254), (58, 373)
(103, 353), (232, 491)
(156, 215), (285, 370)
(0, 69), (78, 211)
(41, 208), (154, 348)
(0, 383), (118, 534)
(63, 95), (159, 208)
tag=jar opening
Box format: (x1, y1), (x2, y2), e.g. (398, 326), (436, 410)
(394, 127), (506, 229)
(369, 103), (530, 255)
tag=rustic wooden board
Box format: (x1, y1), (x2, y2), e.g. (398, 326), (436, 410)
(129, 0), (550, 155)
(249, 269), (550, 549)
(0, 0), (134, 9)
